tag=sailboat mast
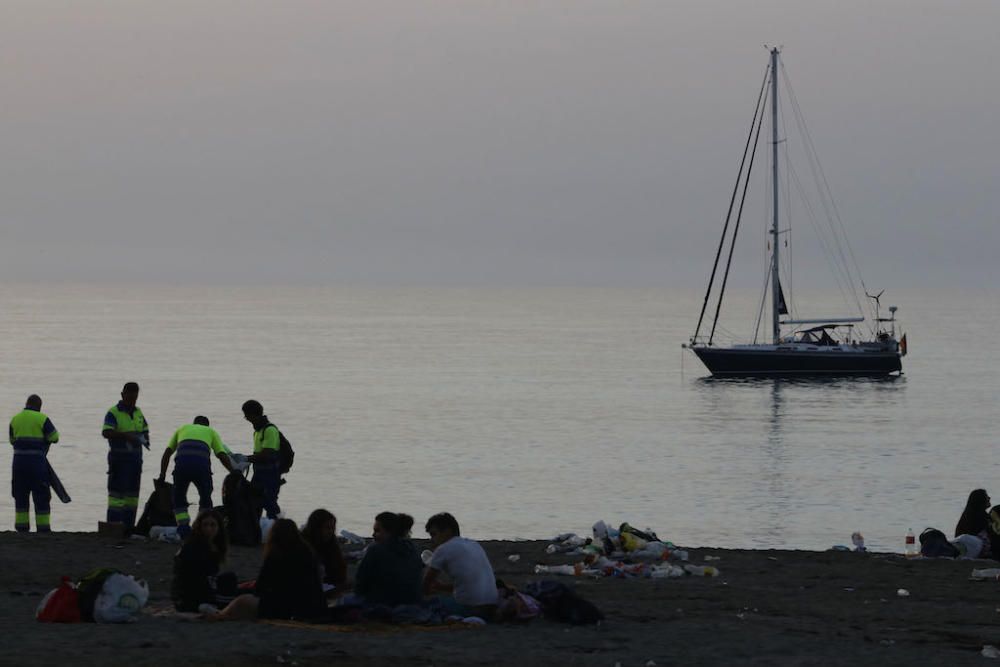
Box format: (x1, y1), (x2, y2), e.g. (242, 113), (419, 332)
(769, 47), (781, 345)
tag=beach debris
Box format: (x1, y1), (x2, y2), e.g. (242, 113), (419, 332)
(534, 564), (580, 576)
(645, 661), (658, 667)
(880, 639), (896, 646)
(971, 568), (1000, 581)
(896, 589), (910, 597)
(982, 645), (1000, 659)
(150, 526), (180, 544)
(340, 530), (366, 544)
(545, 521), (688, 564)
(704, 555), (721, 561)
(93, 574), (149, 623)
(507, 554), (521, 563)
(535, 559), (715, 579)
(461, 616), (487, 625)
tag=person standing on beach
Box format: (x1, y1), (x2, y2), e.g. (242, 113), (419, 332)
(102, 382), (149, 528)
(9, 395), (60, 532)
(241, 400), (282, 519)
(157, 416), (235, 537)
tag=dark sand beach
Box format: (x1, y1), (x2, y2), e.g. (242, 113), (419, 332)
(3, 533), (1000, 666)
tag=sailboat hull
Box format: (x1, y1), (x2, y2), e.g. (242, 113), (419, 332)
(691, 345), (901, 377)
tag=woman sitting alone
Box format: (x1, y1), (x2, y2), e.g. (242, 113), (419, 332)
(209, 518), (326, 621)
(171, 510), (236, 612)
(352, 512), (423, 607)
(954, 488), (992, 558)
(302, 509), (348, 591)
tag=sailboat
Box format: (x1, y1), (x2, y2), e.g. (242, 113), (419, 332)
(686, 48), (906, 377)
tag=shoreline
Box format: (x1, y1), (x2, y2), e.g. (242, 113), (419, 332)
(2, 532), (998, 666)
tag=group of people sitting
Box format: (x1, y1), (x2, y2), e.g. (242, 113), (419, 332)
(170, 508), (500, 622)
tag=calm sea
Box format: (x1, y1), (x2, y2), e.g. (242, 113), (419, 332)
(0, 284), (994, 551)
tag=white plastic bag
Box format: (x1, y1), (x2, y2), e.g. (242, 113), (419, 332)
(260, 516), (275, 539)
(93, 574), (149, 623)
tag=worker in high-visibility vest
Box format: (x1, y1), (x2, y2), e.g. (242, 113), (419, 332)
(9, 394), (59, 532)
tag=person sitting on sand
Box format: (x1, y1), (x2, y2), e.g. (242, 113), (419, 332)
(302, 508), (348, 591)
(352, 512), (423, 607)
(422, 512), (498, 619)
(209, 518), (326, 621)
(950, 489), (992, 559)
(171, 510), (236, 612)
(956, 489), (991, 538)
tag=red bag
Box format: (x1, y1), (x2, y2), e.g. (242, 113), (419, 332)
(36, 576), (82, 623)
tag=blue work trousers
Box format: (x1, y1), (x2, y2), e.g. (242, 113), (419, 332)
(172, 463), (213, 537)
(12, 458), (50, 532)
(107, 452), (143, 528)
(251, 463), (281, 519)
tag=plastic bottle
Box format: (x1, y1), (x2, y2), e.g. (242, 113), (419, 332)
(970, 568), (1000, 581)
(904, 528), (918, 557)
(533, 564), (578, 576)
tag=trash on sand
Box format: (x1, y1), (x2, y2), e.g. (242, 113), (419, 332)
(704, 555), (721, 562)
(507, 554), (521, 563)
(683, 565), (719, 577)
(983, 645), (1000, 659)
(896, 588), (910, 597)
(971, 568), (1000, 581)
(340, 530), (366, 544)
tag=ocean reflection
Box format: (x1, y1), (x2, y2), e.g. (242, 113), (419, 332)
(687, 375), (908, 547)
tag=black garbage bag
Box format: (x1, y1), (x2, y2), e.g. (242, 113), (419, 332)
(222, 471), (264, 546)
(134, 478), (175, 537)
(522, 580), (604, 625)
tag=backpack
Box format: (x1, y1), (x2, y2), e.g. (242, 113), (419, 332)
(919, 527), (960, 558)
(263, 423), (294, 475)
(134, 478), (176, 537)
(522, 580), (604, 625)
(277, 429), (294, 475)
(76, 568), (120, 622)
(222, 471), (264, 546)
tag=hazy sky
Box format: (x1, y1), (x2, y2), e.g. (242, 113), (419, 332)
(0, 1), (996, 288)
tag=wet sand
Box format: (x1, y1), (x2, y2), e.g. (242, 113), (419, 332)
(2, 532), (999, 666)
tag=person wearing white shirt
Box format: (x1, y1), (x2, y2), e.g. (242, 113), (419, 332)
(423, 512), (499, 619)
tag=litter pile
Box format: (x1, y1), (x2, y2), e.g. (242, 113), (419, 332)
(534, 521), (719, 579)
(37, 568), (149, 624)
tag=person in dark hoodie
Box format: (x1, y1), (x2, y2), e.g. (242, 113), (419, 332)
(353, 511), (423, 606)
(956, 489), (991, 538)
(209, 518), (326, 621)
(171, 510), (235, 612)
(302, 509), (348, 591)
